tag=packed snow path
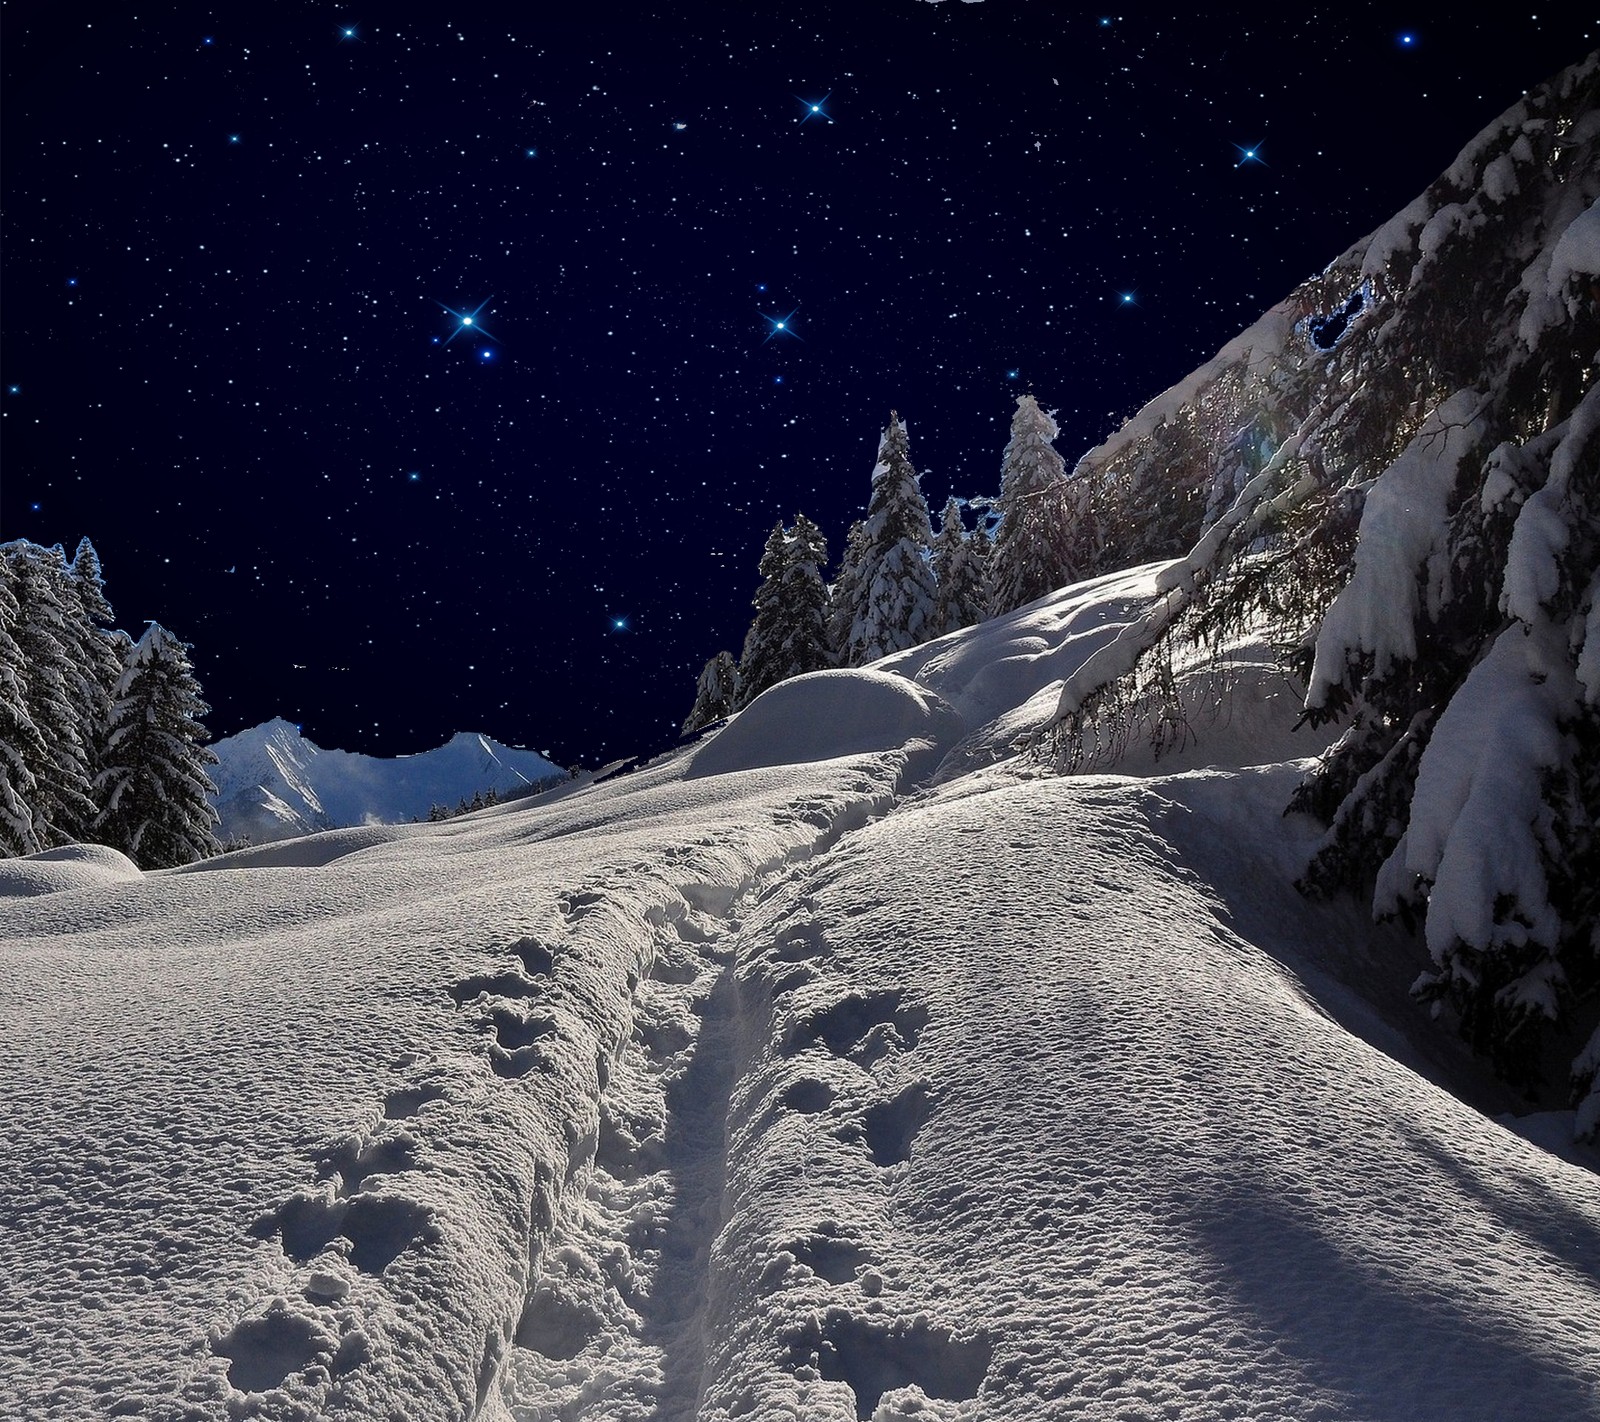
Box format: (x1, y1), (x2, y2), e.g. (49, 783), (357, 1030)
(4, 578), (1599, 1420)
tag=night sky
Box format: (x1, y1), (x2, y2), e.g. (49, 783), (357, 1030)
(2, 5), (1592, 768)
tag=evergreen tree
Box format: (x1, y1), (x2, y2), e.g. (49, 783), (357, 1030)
(0, 557), (45, 856)
(683, 650), (739, 733)
(989, 394), (1094, 615)
(67, 538), (124, 786)
(827, 519), (871, 667)
(846, 413), (938, 662)
(735, 514), (832, 708)
(931, 497), (991, 636)
(93, 622), (221, 869)
(2, 542), (98, 846)
(1044, 54), (1600, 1136)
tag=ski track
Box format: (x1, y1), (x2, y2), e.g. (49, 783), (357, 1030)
(166, 756), (910, 1422)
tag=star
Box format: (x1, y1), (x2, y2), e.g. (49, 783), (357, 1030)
(338, 24), (359, 42)
(761, 308), (802, 343)
(796, 94), (832, 124)
(437, 297), (499, 345)
(1233, 140), (1266, 168)
(1118, 291), (1139, 307)
(1397, 31), (1418, 48)
(610, 616), (630, 632)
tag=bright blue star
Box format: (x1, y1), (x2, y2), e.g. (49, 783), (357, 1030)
(761, 308), (802, 343)
(1233, 140), (1266, 168)
(228, 133), (241, 144)
(438, 297), (499, 346)
(1118, 291), (1138, 307)
(1007, 369), (1020, 379)
(1397, 31), (1417, 48)
(478, 346), (495, 361)
(756, 282), (767, 292)
(525, 147), (538, 158)
(796, 93), (832, 124)
(1098, 16), (1113, 27)
(406, 471), (421, 482)
(67, 278), (78, 287)
(611, 616), (630, 632)
(338, 24), (359, 42)
(6, 386), (19, 395)
(202, 35), (215, 45)
(774, 375), (784, 384)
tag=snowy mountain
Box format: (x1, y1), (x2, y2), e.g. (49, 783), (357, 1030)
(209, 718), (567, 844)
(5, 54), (1600, 1422)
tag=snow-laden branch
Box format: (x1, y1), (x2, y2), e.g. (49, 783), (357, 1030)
(1047, 401), (1329, 730)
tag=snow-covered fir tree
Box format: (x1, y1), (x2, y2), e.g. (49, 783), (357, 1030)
(735, 514), (831, 709)
(683, 650), (739, 733)
(931, 497), (991, 636)
(93, 622), (221, 869)
(989, 393), (1094, 615)
(1047, 52), (1600, 1138)
(844, 413), (938, 662)
(0, 557), (46, 856)
(826, 518), (871, 667)
(2, 542), (99, 847)
(66, 538), (125, 787)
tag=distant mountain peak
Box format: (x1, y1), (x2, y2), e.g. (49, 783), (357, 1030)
(209, 721), (565, 845)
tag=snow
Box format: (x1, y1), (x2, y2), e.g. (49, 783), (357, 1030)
(1374, 620), (1573, 961)
(1547, 197), (1600, 289)
(6, 570), (1596, 1422)
(0, 841), (141, 897)
(1305, 389), (1490, 710)
(208, 718), (566, 844)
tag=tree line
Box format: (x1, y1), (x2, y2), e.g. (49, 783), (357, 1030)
(684, 394), (1091, 731)
(1, 538), (220, 868)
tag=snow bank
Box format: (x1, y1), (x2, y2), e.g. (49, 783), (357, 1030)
(0, 842), (142, 897)
(687, 668), (962, 779)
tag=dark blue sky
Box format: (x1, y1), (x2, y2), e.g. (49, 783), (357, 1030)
(2, 4), (1591, 766)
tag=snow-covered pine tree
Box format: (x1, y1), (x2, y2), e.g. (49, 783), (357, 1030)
(1, 541), (99, 846)
(735, 514), (832, 708)
(93, 622), (221, 869)
(0, 556), (46, 856)
(827, 518), (871, 667)
(846, 413), (938, 662)
(989, 394), (1095, 615)
(683, 650), (739, 733)
(931, 497), (991, 636)
(1045, 52), (1600, 1137)
(67, 538), (124, 787)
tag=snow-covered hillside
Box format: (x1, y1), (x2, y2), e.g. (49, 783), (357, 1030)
(4, 569), (1597, 1422)
(209, 718), (566, 844)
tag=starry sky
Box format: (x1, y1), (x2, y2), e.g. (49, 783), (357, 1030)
(2, 4), (1592, 768)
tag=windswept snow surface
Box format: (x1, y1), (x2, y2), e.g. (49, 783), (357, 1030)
(209, 718), (566, 844)
(4, 578), (1598, 1421)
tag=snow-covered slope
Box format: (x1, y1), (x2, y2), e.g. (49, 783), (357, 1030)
(209, 718), (567, 844)
(4, 572), (1597, 1422)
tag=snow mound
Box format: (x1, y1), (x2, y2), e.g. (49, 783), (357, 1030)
(0, 843), (142, 898)
(688, 668), (962, 778)
(209, 718), (566, 844)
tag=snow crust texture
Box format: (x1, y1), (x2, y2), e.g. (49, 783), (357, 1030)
(5, 573), (1598, 1421)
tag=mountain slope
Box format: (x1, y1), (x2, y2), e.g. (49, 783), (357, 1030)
(3, 571), (1596, 1421)
(209, 718), (566, 843)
